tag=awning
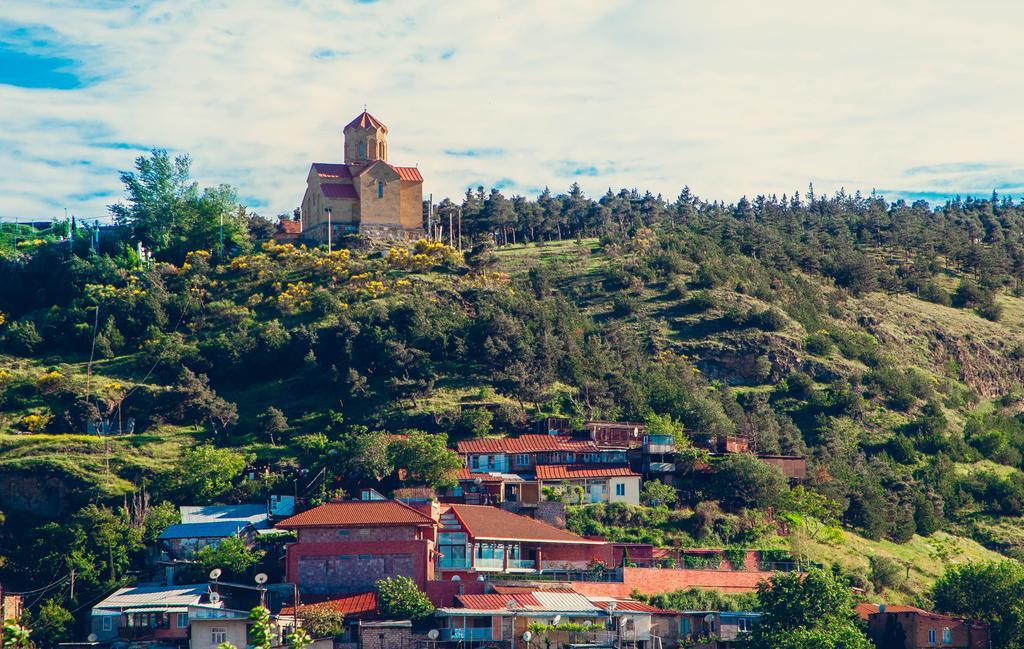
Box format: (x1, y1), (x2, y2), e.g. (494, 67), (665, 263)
(123, 607), (188, 614)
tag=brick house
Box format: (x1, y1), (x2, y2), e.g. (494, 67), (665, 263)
(866, 606), (989, 649)
(276, 500), (438, 593)
(583, 421), (647, 448)
(458, 435), (628, 474)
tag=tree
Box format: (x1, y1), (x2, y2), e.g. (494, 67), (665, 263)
(259, 407), (288, 446)
(248, 607), (272, 649)
(164, 445), (249, 503)
(640, 480), (678, 508)
(711, 453), (788, 510)
(193, 537), (264, 577)
(297, 605), (346, 639)
(348, 431), (395, 482)
(932, 561), (1024, 649)
(31, 599), (73, 648)
(750, 568), (872, 649)
(175, 368), (239, 438)
(388, 431), (462, 489)
(2, 620), (32, 649)
(779, 486), (841, 541)
(375, 576), (434, 621)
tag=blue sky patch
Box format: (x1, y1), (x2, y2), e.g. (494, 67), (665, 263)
(444, 147), (505, 157)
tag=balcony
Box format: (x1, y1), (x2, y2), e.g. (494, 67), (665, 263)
(440, 628), (494, 641)
(644, 435), (675, 454)
(439, 556), (471, 570)
(646, 461), (675, 472)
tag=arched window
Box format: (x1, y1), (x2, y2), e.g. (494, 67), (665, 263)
(361, 140), (367, 157)
(377, 180), (384, 198)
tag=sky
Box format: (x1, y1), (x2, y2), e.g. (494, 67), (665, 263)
(2, 0), (1024, 220)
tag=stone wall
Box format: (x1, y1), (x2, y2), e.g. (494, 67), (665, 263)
(298, 526), (417, 543)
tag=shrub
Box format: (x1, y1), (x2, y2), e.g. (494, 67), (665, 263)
(868, 555), (905, 592)
(919, 282), (952, 306)
(375, 576), (434, 621)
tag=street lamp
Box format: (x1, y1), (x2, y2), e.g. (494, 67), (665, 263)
(325, 207), (333, 253)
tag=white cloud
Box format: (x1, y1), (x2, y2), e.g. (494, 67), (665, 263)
(1, 0), (1024, 219)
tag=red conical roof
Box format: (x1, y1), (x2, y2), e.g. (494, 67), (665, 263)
(344, 110), (387, 131)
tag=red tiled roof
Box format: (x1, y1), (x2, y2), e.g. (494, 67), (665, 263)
(281, 591), (378, 617)
(320, 183), (359, 200)
(345, 110), (387, 131)
(456, 468), (506, 482)
(312, 163), (351, 179)
(394, 166), (422, 182)
(592, 599), (668, 614)
(276, 501), (436, 529)
(535, 465), (639, 480)
(855, 603), (881, 620)
(446, 504), (600, 544)
(277, 220), (301, 234)
(457, 435), (603, 454)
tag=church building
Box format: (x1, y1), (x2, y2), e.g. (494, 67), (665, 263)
(300, 110), (425, 241)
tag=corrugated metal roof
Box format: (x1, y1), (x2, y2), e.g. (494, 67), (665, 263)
(158, 521), (250, 540)
(276, 500), (436, 529)
(281, 592), (377, 617)
(458, 435), (605, 454)
(446, 505), (600, 544)
(393, 166), (422, 182)
(312, 163), (352, 179)
(590, 599), (668, 614)
(535, 465), (639, 480)
(454, 591), (599, 613)
(93, 585), (209, 611)
(180, 505), (269, 526)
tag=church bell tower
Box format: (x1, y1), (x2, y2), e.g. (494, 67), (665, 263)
(343, 110), (388, 164)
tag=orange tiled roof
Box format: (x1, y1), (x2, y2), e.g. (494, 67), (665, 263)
(281, 591), (377, 617)
(535, 465), (639, 480)
(855, 603), (881, 620)
(277, 220), (301, 234)
(276, 501), (435, 529)
(871, 605), (962, 621)
(458, 435), (603, 454)
(446, 504), (600, 544)
(456, 468), (506, 482)
(345, 110), (387, 131)
(393, 166), (422, 182)
(592, 599), (668, 614)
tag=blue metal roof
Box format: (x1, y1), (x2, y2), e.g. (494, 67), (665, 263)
(158, 521), (250, 540)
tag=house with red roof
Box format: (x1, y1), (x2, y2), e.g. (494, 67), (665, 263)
(864, 605), (989, 649)
(451, 435), (640, 506)
(275, 500), (438, 594)
(299, 110), (425, 242)
(434, 587), (677, 649)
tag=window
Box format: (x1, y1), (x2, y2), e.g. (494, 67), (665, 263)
(176, 614), (189, 629)
(101, 617), (113, 632)
(928, 629), (937, 644)
(942, 628), (952, 644)
(211, 628), (227, 645)
(377, 180), (384, 198)
(679, 619), (690, 635)
(470, 455), (480, 470)
(516, 454), (530, 466)
(615, 483), (626, 497)
(361, 141), (367, 157)
(737, 617), (752, 633)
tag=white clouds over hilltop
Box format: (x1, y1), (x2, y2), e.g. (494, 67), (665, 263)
(1, 0), (1023, 219)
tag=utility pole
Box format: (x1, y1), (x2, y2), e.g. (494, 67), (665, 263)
(70, 568), (76, 600)
(428, 193), (434, 241)
(457, 208), (463, 251)
(448, 207), (454, 247)
(219, 212), (224, 258)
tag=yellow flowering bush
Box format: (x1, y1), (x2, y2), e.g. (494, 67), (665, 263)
(386, 247), (411, 269)
(277, 281), (314, 313)
(36, 370), (68, 395)
(20, 412), (51, 433)
(0, 312), (6, 327)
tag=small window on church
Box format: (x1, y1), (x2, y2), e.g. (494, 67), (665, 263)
(378, 181), (384, 198)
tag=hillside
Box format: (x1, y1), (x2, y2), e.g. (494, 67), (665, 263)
(4, 177), (1024, 610)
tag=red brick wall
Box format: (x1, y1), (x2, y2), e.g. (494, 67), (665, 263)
(867, 612), (988, 649)
(571, 567), (776, 597)
(541, 544), (613, 569)
(286, 539), (432, 592)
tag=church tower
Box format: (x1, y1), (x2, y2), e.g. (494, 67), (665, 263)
(343, 110), (388, 164)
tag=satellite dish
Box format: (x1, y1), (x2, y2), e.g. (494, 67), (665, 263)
(427, 630), (439, 640)
(87, 634), (98, 643)
(209, 592), (221, 604)
(474, 478), (483, 486)
(477, 575), (486, 582)
(704, 614), (715, 623)
(552, 615), (562, 625)
(255, 573), (268, 585)
(521, 632), (532, 642)
(583, 621), (592, 628)
(451, 575), (461, 582)
(209, 568), (222, 580)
